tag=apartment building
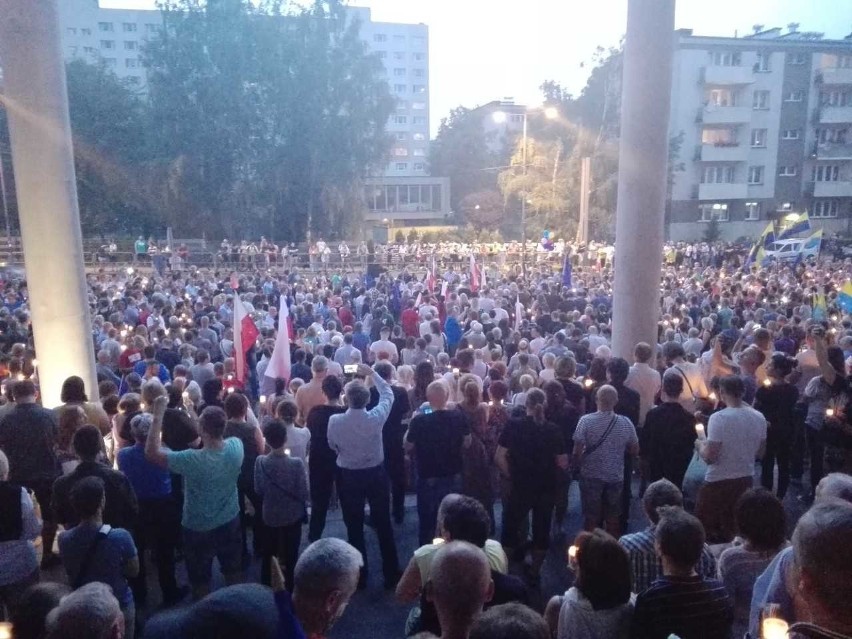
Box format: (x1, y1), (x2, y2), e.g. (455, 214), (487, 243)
(668, 26), (852, 240)
(53, 0), (449, 232)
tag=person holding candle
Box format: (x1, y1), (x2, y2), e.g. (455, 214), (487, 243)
(754, 353), (799, 499)
(644, 373), (698, 490)
(695, 375), (766, 544)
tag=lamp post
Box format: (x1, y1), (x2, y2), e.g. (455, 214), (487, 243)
(493, 105), (558, 279)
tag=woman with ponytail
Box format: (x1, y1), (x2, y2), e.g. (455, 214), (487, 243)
(495, 388), (569, 581)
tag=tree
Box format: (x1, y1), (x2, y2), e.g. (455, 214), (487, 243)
(429, 107), (501, 215)
(458, 190), (504, 231)
(703, 218), (722, 243)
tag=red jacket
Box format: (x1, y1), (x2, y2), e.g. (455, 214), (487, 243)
(401, 308), (419, 337)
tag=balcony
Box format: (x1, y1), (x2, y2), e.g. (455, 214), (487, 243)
(701, 105), (752, 124)
(814, 143), (852, 161)
(702, 65), (755, 86)
(818, 67), (852, 86)
(698, 182), (749, 200)
(700, 143), (749, 162)
(819, 106), (852, 124)
(814, 181), (852, 198)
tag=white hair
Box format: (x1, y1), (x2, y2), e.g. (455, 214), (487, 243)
(46, 582), (121, 639)
(294, 538), (363, 599)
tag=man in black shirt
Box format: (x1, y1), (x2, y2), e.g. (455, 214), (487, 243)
(632, 507), (732, 639)
(52, 425), (138, 532)
(0, 380), (60, 566)
(305, 376), (346, 541)
(367, 362), (411, 524)
(645, 374), (696, 488)
(405, 381), (470, 545)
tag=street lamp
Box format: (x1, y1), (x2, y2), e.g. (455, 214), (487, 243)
(492, 104), (559, 279)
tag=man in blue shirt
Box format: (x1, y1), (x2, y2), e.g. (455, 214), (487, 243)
(145, 396), (244, 600)
(118, 413), (185, 607)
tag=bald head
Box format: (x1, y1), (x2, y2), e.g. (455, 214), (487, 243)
(427, 541), (493, 633)
(596, 384), (619, 412)
(816, 473), (852, 504)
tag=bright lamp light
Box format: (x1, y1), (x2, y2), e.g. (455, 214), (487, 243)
(492, 111), (507, 124)
(544, 106), (559, 120)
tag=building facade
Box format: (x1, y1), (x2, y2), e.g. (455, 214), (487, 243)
(53, 0), (449, 229)
(668, 26), (852, 241)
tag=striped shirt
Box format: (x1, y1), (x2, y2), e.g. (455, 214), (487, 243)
(631, 575), (733, 639)
(573, 411), (638, 483)
(619, 527), (718, 594)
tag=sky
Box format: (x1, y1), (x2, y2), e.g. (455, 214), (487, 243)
(105, 0), (851, 137)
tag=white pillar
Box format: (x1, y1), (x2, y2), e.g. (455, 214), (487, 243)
(0, 0), (98, 406)
(611, 0), (676, 360)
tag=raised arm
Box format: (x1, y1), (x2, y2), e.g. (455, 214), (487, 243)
(145, 395), (171, 469)
(813, 332), (837, 386)
(366, 366), (394, 425)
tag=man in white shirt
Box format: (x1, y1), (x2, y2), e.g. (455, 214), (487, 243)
(491, 301), (508, 325)
(529, 326), (546, 356)
(663, 342), (708, 412)
(625, 342), (662, 428)
(696, 375), (766, 543)
(682, 328), (705, 358)
(418, 298), (438, 322)
(586, 326), (607, 352)
(334, 333), (359, 366)
(419, 313), (435, 339)
(369, 327), (399, 364)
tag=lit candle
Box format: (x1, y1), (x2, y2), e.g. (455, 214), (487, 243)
(284, 448), (291, 455)
(227, 387), (235, 394)
(432, 537), (445, 545)
(695, 423), (706, 439)
(182, 391), (189, 399)
(584, 379), (593, 388)
(126, 267), (134, 275)
(761, 618), (789, 639)
(709, 392), (717, 401)
(488, 400), (494, 406)
(763, 379), (772, 387)
(781, 296), (789, 304)
(141, 403), (147, 411)
(120, 345), (127, 352)
(260, 395), (267, 404)
(826, 408), (835, 418)
(0, 622), (13, 639)
(568, 545), (578, 560)
(452, 367), (459, 376)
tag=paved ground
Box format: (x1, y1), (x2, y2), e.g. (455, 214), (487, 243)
(41, 470), (810, 638)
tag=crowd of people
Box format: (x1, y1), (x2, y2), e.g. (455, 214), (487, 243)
(0, 241), (851, 639)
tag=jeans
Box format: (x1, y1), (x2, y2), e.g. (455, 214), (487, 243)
(338, 465), (400, 581)
(260, 521), (303, 590)
(183, 516), (243, 588)
(807, 427), (825, 497)
(416, 474), (461, 546)
(761, 429), (792, 499)
(502, 488), (556, 550)
(129, 496), (182, 606)
(309, 462), (336, 542)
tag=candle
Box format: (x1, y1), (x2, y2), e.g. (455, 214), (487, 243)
(568, 545), (578, 560)
(0, 622), (13, 639)
(284, 448), (291, 455)
(761, 618), (789, 639)
(126, 267), (134, 275)
(584, 379), (593, 388)
(709, 392), (717, 401)
(227, 387), (235, 394)
(826, 408), (835, 418)
(452, 367), (459, 376)
(182, 391), (189, 399)
(260, 395), (267, 404)
(695, 423), (706, 439)
(432, 537), (445, 545)
(763, 379), (772, 387)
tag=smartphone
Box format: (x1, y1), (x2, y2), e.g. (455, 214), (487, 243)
(344, 364), (358, 374)
(422, 406), (433, 415)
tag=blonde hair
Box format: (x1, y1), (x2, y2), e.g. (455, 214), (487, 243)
(519, 374), (535, 392)
(525, 388), (546, 423)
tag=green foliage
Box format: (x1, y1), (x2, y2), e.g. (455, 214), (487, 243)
(703, 218), (722, 243)
(406, 229), (419, 243)
(458, 190), (504, 233)
(394, 229), (405, 243)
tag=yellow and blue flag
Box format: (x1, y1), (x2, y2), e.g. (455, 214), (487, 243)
(777, 212), (811, 241)
(743, 222), (775, 270)
(839, 281), (852, 314)
(814, 291), (828, 321)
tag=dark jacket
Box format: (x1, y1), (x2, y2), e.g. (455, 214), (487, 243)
(52, 461), (138, 530)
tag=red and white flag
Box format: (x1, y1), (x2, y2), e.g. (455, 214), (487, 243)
(441, 280), (449, 298)
(264, 295), (291, 383)
(469, 253), (481, 292)
(426, 256), (437, 293)
(232, 294), (259, 384)
(414, 291), (422, 308)
(514, 295), (524, 332)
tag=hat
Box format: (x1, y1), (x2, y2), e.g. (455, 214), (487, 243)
(143, 584), (280, 639)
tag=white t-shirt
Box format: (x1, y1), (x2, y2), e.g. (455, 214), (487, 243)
(285, 424), (311, 467)
(369, 339), (399, 363)
(705, 406), (766, 483)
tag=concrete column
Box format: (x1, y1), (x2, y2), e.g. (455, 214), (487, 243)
(0, 0), (97, 406)
(611, 0), (676, 360)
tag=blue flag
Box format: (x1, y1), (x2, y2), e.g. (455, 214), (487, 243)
(777, 213), (811, 241)
(562, 254), (572, 289)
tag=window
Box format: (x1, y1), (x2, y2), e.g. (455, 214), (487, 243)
(392, 147), (408, 157)
(414, 163), (425, 171)
(67, 27), (77, 36)
(412, 68), (425, 78)
(701, 127), (737, 145)
(393, 51), (405, 60)
(81, 28), (92, 36)
(781, 129), (800, 140)
(712, 51), (741, 67)
(412, 84), (426, 93)
(789, 53), (807, 65)
(103, 58), (117, 67)
(699, 203), (729, 222)
(821, 90), (852, 107)
(122, 23), (137, 32)
(83, 46), (96, 55)
(126, 58), (138, 68)
(813, 165), (840, 182)
(707, 89), (737, 107)
(145, 23), (160, 33)
(702, 166), (735, 184)
(745, 202), (761, 220)
(750, 129), (767, 147)
(779, 202), (792, 211)
(748, 166), (764, 184)
(778, 166), (798, 176)
(394, 84), (406, 93)
(413, 148), (426, 157)
(124, 41), (137, 50)
(100, 40), (115, 49)
(817, 128), (848, 145)
(373, 34), (387, 43)
(412, 102), (426, 110)
(413, 133), (426, 141)
(510, 114), (524, 124)
(813, 200), (839, 218)
(753, 90), (770, 109)
(98, 22), (114, 32)
(756, 52), (771, 72)
(396, 162), (408, 171)
(377, 51), (387, 59)
(838, 56), (852, 68)
(393, 68), (406, 76)
(396, 101), (408, 110)
(784, 90), (805, 102)
(413, 53), (425, 61)
(393, 34), (406, 43)
(395, 133), (407, 141)
(391, 115), (407, 124)
(412, 116), (427, 125)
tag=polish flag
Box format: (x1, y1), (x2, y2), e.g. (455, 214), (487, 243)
(441, 280), (449, 298)
(414, 291), (422, 308)
(469, 254), (481, 292)
(514, 295), (524, 332)
(264, 295), (292, 383)
(426, 256), (437, 293)
(232, 294), (259, 384)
